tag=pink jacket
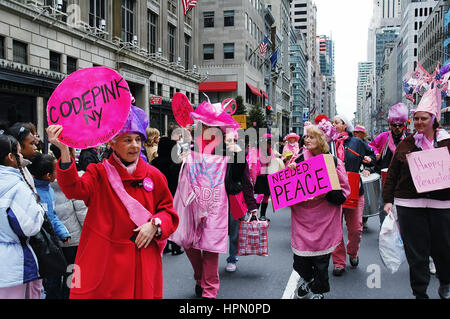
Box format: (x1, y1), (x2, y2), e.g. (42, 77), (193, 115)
(290, 157), (350, 256)
(369, 131), (390, 155)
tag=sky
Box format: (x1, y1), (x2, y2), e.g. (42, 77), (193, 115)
(314, 0), (373, 121)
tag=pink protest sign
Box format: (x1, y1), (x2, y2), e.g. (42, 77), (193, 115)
(47, 67), (131, 149)
(268, 154), (341, 211)
(406, 147), (450, 193)
(172, 92), (194, 127)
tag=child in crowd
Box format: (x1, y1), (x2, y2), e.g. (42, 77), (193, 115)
(29, 152), (70, 299)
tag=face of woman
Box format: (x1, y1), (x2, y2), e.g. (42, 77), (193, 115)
(21, 133), (37, 159)
(110, 133), (142, 162)
(304, 133), (320, 154)
(413, 111), (433, 134)
(332, 117), (347, 133)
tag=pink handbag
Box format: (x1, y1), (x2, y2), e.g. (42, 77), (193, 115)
(228, 192), (248, 220)
(237, 215), (269, 256)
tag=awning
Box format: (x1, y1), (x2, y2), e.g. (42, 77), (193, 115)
(199, 81), (237, 92)
(261, 90), (268, 99)
(246, 83), (262, 97)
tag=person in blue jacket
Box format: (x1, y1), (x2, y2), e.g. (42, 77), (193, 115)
(29, 152), (70, 299)
(0, 134), (45, 299)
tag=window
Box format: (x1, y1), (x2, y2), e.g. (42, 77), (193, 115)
(203, 44), (214, 60)
(224, 43), (234, 59)
(148, 10), (157, 54)
(67, 56), (77, 74)
(45, 0), (68, 22)
(191, 93), (195, 104)
(157, 83), (162, 96)
(184, 34), (190, 70)
(224, 10), (234, 27)
(13, 40), (27, 64)
(204, 11), (214, 28)
(245, 13), (248, 30)
(168, 0), (176, 14)
(121, 0), (134, 43)
(169, 87), (174, 98)
(295, 18), (307, 22)
(414, 35), (417, 43)
(168, 24), (175, 63)
(0, 36), (4, 59)
(150, 81), (155, 95)
(295, 3), (307, 7)
(50, 51), (61, 72)
(89, 0), (106, 29)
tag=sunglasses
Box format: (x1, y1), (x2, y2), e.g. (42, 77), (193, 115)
(390, 123), (404, 128)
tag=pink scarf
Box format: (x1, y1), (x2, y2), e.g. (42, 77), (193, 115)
(413, 115), (436, 151)
(336, 132), (349, 162)
(386, 131), (406, 155)
(103, 159), (151, 227)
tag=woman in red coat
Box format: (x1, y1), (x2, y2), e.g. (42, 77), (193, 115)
(46, 106), (179, 299)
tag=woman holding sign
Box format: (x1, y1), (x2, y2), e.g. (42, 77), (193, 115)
(288, 125), (350, 299)
(382, 84), (450, 299)
(46, 105), (179, 299)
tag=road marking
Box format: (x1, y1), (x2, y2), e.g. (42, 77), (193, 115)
(281, 270), (300, 299)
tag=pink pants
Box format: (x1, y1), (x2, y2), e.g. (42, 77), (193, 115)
(185, 248), (220, 299)
(0, 279), (42, 299)
(332, 195), (364, 268)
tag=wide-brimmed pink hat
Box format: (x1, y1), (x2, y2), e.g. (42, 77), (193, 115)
(411, 84), (442, 122)
(388, 103), (408, 124)
(353, 125), (367, 136)
(284, 132), (300, 141)
(190, 100), (241, 131)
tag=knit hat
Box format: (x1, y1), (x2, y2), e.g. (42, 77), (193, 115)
(284, 132), (300, 142)
(388, 103), (408, 124)
(314, 114), (330, 125)
(117, 106), (149, 141)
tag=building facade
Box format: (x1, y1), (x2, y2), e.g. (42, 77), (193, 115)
(290, 28), (307, 135)
(0, 0), (203, 139)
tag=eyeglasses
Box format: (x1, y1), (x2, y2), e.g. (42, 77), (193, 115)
(390, 123), (404, 128)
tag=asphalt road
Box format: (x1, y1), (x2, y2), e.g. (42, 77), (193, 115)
(162, 202), (441, 299)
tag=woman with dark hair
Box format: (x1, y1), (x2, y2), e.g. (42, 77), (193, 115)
(6, 123), (38, 191)
(0, 134), (45, 298)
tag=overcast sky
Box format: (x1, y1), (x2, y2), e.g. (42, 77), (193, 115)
(314, 0), (373, 121)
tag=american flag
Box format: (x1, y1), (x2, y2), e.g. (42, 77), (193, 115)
(182, 0), (198, 15)
(259, 37), (269, 57)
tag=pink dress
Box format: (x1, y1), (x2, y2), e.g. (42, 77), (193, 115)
(290, 155), (350, 256)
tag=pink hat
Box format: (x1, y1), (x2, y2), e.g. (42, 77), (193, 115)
(411, 84), (442, 122)
(284, 132), (300, 141)
(388, 103), (408, 124)
(353, 125), (366, 133)
(117, 106), (149, 141)
(190, 100), (241, 131)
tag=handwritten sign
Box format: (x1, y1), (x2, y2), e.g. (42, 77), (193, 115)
(47, 67), (131, 149)
(172, 92), (194, 127)
(268, 154), (341, 211)
(407, 147), (450, 193)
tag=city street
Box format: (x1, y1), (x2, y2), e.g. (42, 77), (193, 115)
(162, 202), (441, 300)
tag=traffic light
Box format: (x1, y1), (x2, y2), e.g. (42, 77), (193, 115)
(266, 105), (272, 116)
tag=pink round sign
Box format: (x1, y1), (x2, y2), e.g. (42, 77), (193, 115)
(172, 92), (194, 127)
(47, 67), (131, 149)
(143, 177), (154, 192)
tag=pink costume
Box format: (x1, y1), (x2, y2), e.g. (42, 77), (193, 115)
(290, 150), (350, 256)
(170, 95), (240, 299)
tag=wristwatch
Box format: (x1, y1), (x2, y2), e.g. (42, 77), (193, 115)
(151, 218), (162, 238)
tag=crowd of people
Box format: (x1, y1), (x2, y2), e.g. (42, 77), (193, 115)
(0, 86), (448, 300)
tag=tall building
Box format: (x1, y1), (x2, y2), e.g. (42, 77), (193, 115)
(356, 62), (374, 122)
(418, 0), (450, 73)
(319, 34), (334, 76)
(374, 27), (400, 75)
(290, 29), (308, 135)
(0, 0), (202, 137)
(399, 0), (439, 104)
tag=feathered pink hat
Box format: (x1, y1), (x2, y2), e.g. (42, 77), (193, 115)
(284, 132), (300, 142)
(411, 84), (442, 122)
(190, 98), (241, 131)
(388, 103), (408, 124)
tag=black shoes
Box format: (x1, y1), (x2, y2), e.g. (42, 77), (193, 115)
(350, 256), (359, 268)
(195, 285), (203, 298)
(333, 267), (345, 276)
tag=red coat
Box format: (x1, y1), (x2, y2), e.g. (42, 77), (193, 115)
(57, 156), (179, 299)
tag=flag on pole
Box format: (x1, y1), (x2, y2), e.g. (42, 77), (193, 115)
(182, 0), (197, 15)
(270, 48), (278, 69)
(259, 37), (269, 57)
